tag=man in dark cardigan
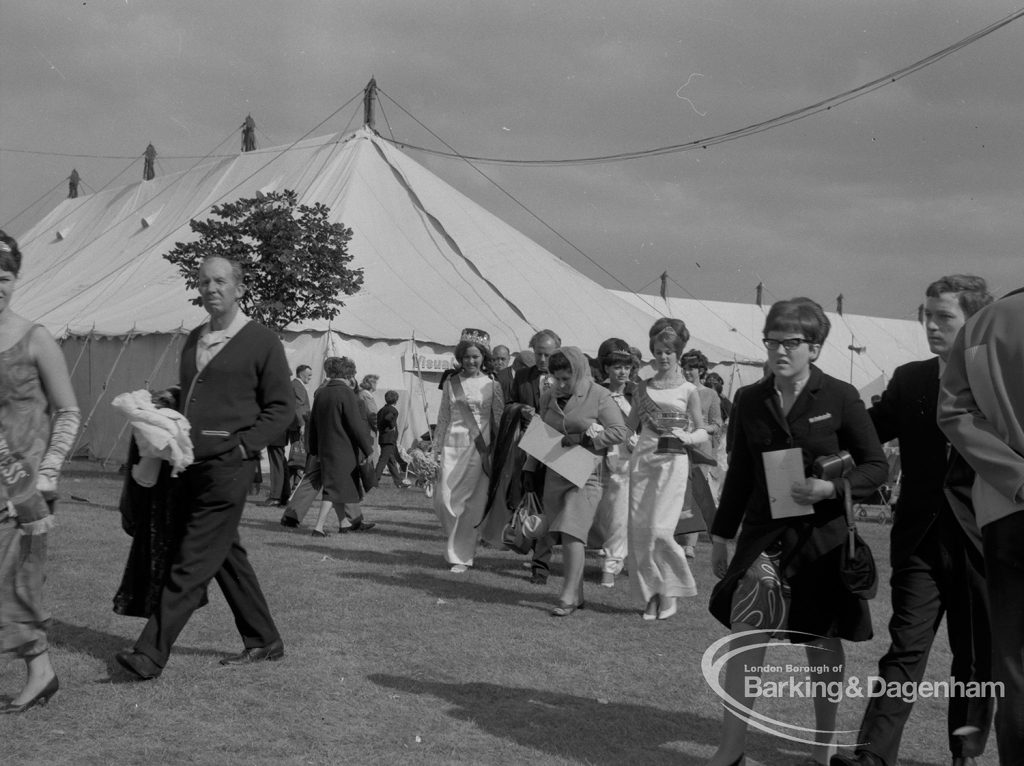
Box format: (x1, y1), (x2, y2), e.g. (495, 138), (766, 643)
(116, 255), (294, 680)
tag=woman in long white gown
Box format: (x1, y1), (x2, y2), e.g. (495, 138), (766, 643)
(627, 319), (708, 620)
(433, 329), (504, 572)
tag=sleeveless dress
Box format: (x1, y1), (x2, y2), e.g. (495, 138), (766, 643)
(627, 380), (699, 602)
(0, 327), (53, 659)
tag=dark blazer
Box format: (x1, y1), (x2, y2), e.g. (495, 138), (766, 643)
(292, 378), (311, 425)
(869, 357), (983, 568)
(710, 365), (888, 638)
(494, 367), (515, 405)
(180, 321), (294, 460)
(509, 366), (545, 409)
(308, 379), (375, 503)
(377, 404), (399, 446)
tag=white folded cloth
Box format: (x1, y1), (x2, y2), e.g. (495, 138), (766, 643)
(111, 390), (194, 485)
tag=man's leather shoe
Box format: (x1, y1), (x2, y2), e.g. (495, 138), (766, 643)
(116, 650), (162, 681)
(529, 571), (548, 585)
(341, 519), (375, 533)
(951, 758), (977, 766)
(279, 516), (299, 528)
(219, 639), (284, 666)
(829, 752), (884, 766)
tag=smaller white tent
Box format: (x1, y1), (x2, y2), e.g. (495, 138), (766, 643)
(612, 291), (931, 396)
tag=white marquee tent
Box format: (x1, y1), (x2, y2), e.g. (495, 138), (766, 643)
(15, 127), (742, 460)
(15, 125), (931, 462)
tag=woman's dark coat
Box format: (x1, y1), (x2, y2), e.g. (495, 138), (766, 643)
(710, 365), (888, 641)
(308, 379), (375, 504)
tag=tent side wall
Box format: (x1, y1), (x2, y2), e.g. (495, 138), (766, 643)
(63, 330), (447, 463)
(63, 332), (186, 464)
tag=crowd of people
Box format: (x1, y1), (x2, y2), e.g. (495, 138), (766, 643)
(1, 233), (1021, 766)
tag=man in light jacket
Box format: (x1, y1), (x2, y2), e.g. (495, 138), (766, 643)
(938, 285), (1024, 764)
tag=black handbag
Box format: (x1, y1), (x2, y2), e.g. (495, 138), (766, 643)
(838, 477), (878, 599)
(502, 491), (541, 554)
(358, 455), (377, 492)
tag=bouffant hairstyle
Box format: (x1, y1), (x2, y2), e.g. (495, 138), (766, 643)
(0, 231), (22, 277)
(384, 390), (399, 405)
(454, 340), (492, 374)
(925, 274), (994, 319)
(704, 372), (725, 394)
(597, 337), (633, 374)
(360, 374), (379, 391)
(648, 317), (689, 356)
(680, 349), (709, 372)
(763, 298), (831, 345)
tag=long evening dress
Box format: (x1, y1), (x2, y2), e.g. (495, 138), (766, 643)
(434, 374), (502, 567)
(627, 380), (700, 603)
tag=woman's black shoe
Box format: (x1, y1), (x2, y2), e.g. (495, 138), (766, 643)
(2, 676), (59, 714)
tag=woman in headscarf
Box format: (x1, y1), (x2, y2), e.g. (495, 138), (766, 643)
(522, 347), (629, 615)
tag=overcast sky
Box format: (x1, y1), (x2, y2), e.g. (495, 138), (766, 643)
(2, 1), (1021, 319)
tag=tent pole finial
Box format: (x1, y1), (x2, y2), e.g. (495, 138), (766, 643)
(143, 143), (156, 181)
(363, 77), (377, 130)
(242, 114), (257, 152)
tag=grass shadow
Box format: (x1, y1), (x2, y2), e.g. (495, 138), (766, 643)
(369, 673), (727, 765)
(48, 619), (224, 685)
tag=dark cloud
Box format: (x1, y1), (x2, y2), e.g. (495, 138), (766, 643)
(2, 1), (1021, 316)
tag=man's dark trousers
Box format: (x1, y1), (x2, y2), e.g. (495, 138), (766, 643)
(983, 512), (1024, 761)
(266, 443), (289, 505)
(856, 512), (992, 764)
(136, 451), (280, 667)
(375, 444), (405, 487)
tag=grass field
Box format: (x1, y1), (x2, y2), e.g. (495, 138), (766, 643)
(0, 462), (991, 766)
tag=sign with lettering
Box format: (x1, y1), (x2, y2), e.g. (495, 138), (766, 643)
(403, 352), (455, 373)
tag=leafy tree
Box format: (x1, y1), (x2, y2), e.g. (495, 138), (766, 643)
(164, 190), (362, 330)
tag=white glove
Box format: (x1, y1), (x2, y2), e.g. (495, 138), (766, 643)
(585, 423), (605, 439)
(670, 428), (696, 445)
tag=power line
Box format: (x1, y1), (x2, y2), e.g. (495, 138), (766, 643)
(376, 88), (668, 321)
(379, 8), (1024, 167)
(1, 177), (68, 229)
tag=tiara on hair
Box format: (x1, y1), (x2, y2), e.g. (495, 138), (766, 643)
(459, 328), (491, 348)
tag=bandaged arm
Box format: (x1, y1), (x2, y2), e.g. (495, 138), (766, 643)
(37, 408), (81, 494)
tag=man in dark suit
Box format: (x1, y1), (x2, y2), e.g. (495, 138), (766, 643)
(292, 365), (312, 430)
(491, 344), (515, 404)
(508, 329), (560, 585)
(832, 275), (994, 766)
(116, 255), (294, 680)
